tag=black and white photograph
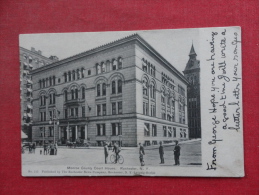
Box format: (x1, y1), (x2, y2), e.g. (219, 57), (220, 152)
(20, 27), (243, 177)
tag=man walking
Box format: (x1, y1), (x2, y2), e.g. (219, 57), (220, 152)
(113, 143), (120, 163)
(173, 141), (181, 165)
(104, 142), (109, 164)
(139, 143), (145, 166)
(159, 141), (164, 164)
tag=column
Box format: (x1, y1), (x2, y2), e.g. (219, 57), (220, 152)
(75, 125), (78, 139)
(85, 125), (88, 139)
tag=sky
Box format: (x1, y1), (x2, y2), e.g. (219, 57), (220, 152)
(19, 28), (199, 73)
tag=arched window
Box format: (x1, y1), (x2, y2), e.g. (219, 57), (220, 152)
(97, 84), (101, 96)
(161, 89), (165, 103)
(118, 79), (122, 93)
(68, 71), (71, 81)
(112, 59), (117, 70)
(71, 89), (75, 99)
(102, 83), (106, 96)
(97, 63), (101, 74)
(42, 79), (45, 88)
(39, 80), (42, 89)
(46, 78), (49, 87)
(53, 93), (55, 104)
(49, 93), (52, 104)
(150, 82), (156, 99)
(64, 73), (67, 82)
(75, 88), (78, 99)
(118, 57), (123, 69)
(53, 76), (56, 85)
(101, 62), (106, 73)
(72, 70), (76, 80)
(112, 81), (116, 94)
(49, 77), (52, 86)
(81, 68), (85, 78)
(77, 69), (80, 79)
(64, 90), (68, 101)
(82, 87), (85, 99)
(142, 78), (148, 96)
(106, 60), (111, 72)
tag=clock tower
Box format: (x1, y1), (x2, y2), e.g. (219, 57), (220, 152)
(183, 44), (201, 138)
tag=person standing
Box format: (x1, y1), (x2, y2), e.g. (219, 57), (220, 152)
(139, 143), (145, 166)
(43, 143), (48, 155)
(32, 142), (36, 154)
(173, 141), (181, 165)
(113, 143), (120, 163)
(159, 141), (164, 164)
(54, 141), (58, 155)
(104, 142), (109, 164)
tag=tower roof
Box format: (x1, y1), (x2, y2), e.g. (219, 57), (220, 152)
(189, 43), (197, 56)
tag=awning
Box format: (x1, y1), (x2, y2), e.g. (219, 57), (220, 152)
(27, 104), (33, 109)
(27, 113), (32, 118)
(27, 79), (33, 84)
(21, 131), (28, 139)
(27, 88), (32, 93)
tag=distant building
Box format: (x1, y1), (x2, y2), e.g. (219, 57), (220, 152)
(20, 47), (58, 140)
(183, 44), (201, 138)
(29, 34), (189, 147)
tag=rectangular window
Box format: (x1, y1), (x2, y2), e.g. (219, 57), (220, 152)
(97, 124), (105, 136)
(152, 124), (157, 137)
(65, 109), (68, 119)
(71, 108), (74, 117)
(112, 103), (116, 115)
(82, 106), (85, 117)
(49, 127), (53, 137)
(118, 123), (122, 135)
(173, 127), (176, 137)
(97, 105), (101, 116)
(102, 104), (106, 116)
(163, 126), (167, 137)
(144, 123), (150, 136)
(75, 107), (78, 117)
(118, 102), (122, 114)
(44, 112), (46, 121)
(112, 123), (116, 135)
(168, 127), (172, 137)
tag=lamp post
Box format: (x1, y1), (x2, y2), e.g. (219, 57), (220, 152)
(49, 108), (60, 144)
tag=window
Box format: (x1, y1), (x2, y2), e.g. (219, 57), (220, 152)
(64, 90), (68, 101)
(71, 108), (74, 117)
(112, 59), (117, 70)
(112, 103), (116, 115)
(64, 73), (67, 82)
(143, 102), (148, 115)
(144, 123), (150, 136)
(118, 57), (122, 69)
(40, 95), (46, 106)
(150, 104), (156, 117)
(75, 107), (78, 117)
(82, 106), (85, 117)
(97, 84), (101, 96)
(112, 123), (116, 135)
(142, 59), (147, 72)
(39, 80), (42, 89)
(49, 93), (55, 105)
(71, 89), (75, 100)
(102, 104), (106, 116)
(168, 127), (172, 137)
(163, 126), (167, 137)
(101, 62), (106, 73)
(112, 81), (116, 94)
(97, 124), (106, 136)
(118, 102), (122, 114)
(152, 124), (157, 137)
(49, 77), (52, 86)
(143, 79), (148, 96)
(49, 127), (54, 137)
(75, 89), (78, 99)
(88, 70), (91, 75)
(68, 71), (71, 81)
(81, 68), (85, 78)
(97, 105), (101, 116)
(65, 109), (68, 119)
(173, 127), (176, 137)
(72, 70), (76, 80)
(118, 80), (122, 93)
(150, 82), (155, 98)
(82, 87), (85, 99)
(102, 83), (106, 96)
(161, 90), (165, 103)
(53, 76), (55, 85)
(97, 64), (101, 74)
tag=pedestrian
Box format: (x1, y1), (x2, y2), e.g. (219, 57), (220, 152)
(159, 141), (164, 164)
(54, 141), (58, 155)
(44, 143), (48, 155)
(50, 142), (55, 155)
(32, 142), (36, 154)
(173, 141), (181, 165)
(28, 143), (32, 154)
(139, 143), (145, 166)
(104, 142), (109, 164)
(113, 143), (120, 163)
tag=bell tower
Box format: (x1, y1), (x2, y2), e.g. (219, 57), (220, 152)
(183, 44), (201, 138)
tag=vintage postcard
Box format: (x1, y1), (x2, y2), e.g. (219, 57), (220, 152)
(20, 27), (243, 177)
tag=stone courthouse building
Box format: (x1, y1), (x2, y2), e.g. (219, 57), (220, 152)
(30, 34), (189, 147)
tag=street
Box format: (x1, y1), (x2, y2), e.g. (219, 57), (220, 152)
(22, 140), (201, 167)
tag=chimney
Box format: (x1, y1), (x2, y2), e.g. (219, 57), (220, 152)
(49, 56), (59, 61)
(38, 50), (42, 55)
(31, 47), (36, 52)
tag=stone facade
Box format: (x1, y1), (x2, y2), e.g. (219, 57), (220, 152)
(30, 34), (189, 147)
